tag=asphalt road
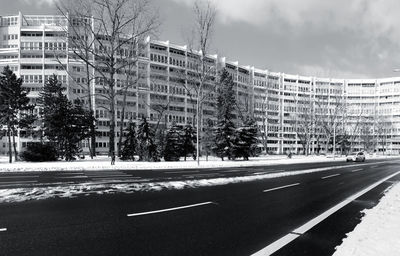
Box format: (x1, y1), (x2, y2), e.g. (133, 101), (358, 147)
(0, 159), (399, 255)
(0, 158), (397, 189)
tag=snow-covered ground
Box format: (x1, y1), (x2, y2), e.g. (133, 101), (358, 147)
(0, 154), (397, 172)
(0, 164), (358, 203)
(0, 160), (397, 203)
(333, 182), (400, 256)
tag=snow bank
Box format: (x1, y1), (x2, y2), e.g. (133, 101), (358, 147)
(333, 182), (400, 256)
(0, 155), (364, 173)
(0, 164), (360, 203)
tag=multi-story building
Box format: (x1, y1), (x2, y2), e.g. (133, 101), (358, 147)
(1, 12), (400, 156)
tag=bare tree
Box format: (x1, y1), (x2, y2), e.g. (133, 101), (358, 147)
(344, 106), (364, 153)
(141, 78), (173, 134)
(374, 116), (392, 155)
(289, 94), (314, 155)
(255, 94), (268, 154)
(184, 0), (217, 165)
(315, 94), (346, 154)
(57, 0), (159, 158)
(52, 13), (97, 158)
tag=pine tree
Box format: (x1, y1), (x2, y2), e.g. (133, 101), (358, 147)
(0, 66), (35, 163)
(214, 119), (236, 160)
(213, 68), (236, 160)
(232, 119), (258, 160)
(182, 123), (196, 161)
(203, 118), (214, 161)
(120, 122), (137, 161)
(155, 124), (167, 160)
(39, 75), (92, 161)
(137, 117), (159, 161)
(164, 124), (184, 161)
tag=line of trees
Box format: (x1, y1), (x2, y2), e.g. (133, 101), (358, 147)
(56, 0), (160, 159)
(0, 66), (35, 163)
(289, 88), (394, 155)
(0, 0), (262, 163)
(0, 68), (95, 162)
(117, 68), (259, 162)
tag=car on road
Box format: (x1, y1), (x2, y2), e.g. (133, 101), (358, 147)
(346, 152), (365, 162)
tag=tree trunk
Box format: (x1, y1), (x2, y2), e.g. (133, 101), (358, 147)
(109, 66), (116, 160)
(109, 92), (116, 158)
(89, 111), (96, 159)
(85, 62), (96, 159)
(12, 128), (18, 162)
(117, 86), (128, 157)
(7, 126), (12, 163)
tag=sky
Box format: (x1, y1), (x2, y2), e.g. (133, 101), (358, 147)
(2, 0), (400, 79)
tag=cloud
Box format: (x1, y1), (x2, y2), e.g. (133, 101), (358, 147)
(22, 0), (56, 5)
(171, 0), (400, 45)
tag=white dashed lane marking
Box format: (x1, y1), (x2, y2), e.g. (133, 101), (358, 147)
(0, 228), (7, 232)
(127, 201), (216, 217)
(351, 169), (363, 172)
(253, 171), (400, 256)
(321, 174), (341, 179)
(263, 183), (301, 193)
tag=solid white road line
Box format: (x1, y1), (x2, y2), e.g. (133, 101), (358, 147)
(220, 170), (243, 173)
(263, 183), (300, 193)
(58, 176), (88, 179)
(321, 173), (340, 179)
(0, 180), (37, 184)
(58, 172), (85, 175)
(351, 169), (363, 172)
(166, 171), (200, 174)
(90, 178), (150, 184)
(0, 175), (39, 179)
(87, 175), (132, 178)
(0, 228), (7, 232)
(252, 170), (400, 256)
(127, 201), (215, 217)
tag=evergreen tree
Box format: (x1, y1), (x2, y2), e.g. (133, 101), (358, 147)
(120, 121), (137, 161)
(182, 123), (196, 161)
(214, 119), (236, 160)
(39, 75), (92, 161)
(203, 118), (214, 161)
(164, 124), (184, 161)
(213, 68), (236, 160)
(137, 117), (159, 161)
(232, 119), (258, 160)
(0, 66), (35, 163)
(155, 124), (167, 160)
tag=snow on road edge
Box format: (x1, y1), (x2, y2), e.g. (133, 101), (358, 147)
(332, 182), (400, 256)
(0, 164), (364, 203)
(1, 155), (398, 173)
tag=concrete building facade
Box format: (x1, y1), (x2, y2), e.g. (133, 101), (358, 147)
(1, 13), (399, 155)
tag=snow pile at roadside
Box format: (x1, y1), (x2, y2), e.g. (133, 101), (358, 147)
(0, 165), (352, 203)
(0, 155), (352, 173)
(333, 182), (400, 256)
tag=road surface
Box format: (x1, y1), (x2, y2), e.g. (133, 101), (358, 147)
(0, 158), (399, 255)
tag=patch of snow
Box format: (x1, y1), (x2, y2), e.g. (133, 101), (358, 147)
(1, 154), (398, 173)
(0, 164), (387, 203)
(333, 182), (400, 256)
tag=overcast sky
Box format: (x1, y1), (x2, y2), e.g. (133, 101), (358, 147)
(2, 0), (400, 79)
